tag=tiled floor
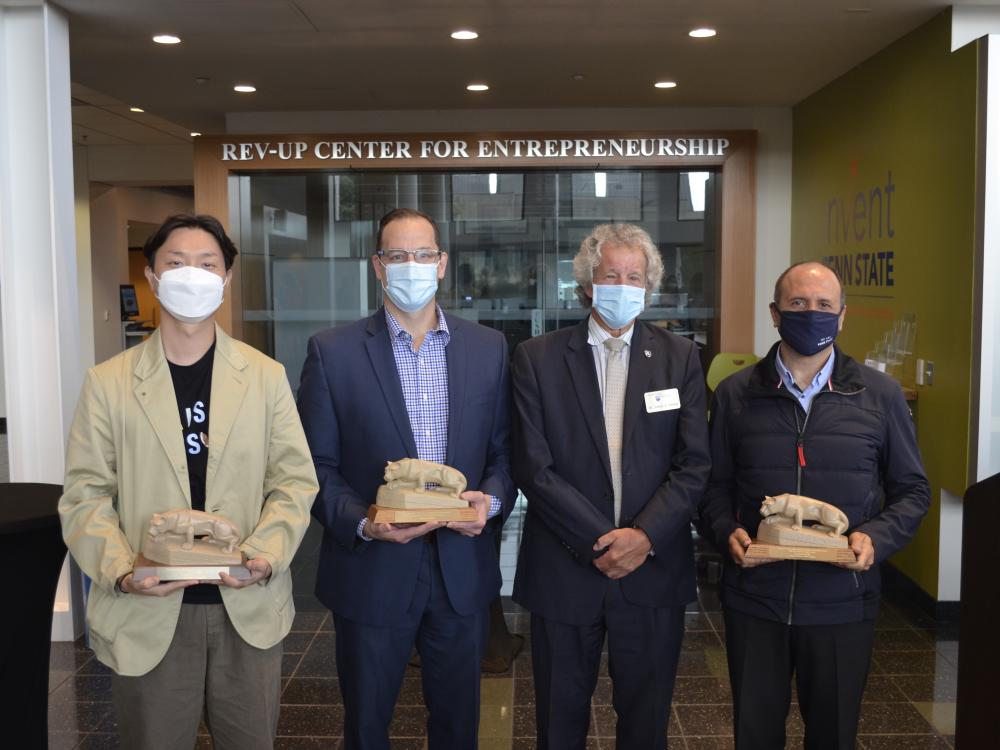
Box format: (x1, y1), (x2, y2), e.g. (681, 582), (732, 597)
(47, 503), (958, 748)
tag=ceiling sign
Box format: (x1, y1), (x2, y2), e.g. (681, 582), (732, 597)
(212, 133), (735, 168)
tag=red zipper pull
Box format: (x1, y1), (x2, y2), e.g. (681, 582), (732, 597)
(797, 444), (806, 467)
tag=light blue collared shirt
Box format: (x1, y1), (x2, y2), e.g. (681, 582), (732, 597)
(775, 346), (835, 414)
(385, 305), (451, 466)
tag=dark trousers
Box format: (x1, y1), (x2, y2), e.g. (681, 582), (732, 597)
(724, 608), (876, 750)
(531, 581), (685, 749)
(334, 540), (488, 750)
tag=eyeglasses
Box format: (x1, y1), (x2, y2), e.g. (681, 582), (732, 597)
(376, 248), (442, 264)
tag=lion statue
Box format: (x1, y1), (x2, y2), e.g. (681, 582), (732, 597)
(146, 509), (241, 553)
(760, 493), (848, 538)
(383, 459), (467, 496)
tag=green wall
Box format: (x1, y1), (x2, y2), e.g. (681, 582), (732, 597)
(791, 11), (977, 598)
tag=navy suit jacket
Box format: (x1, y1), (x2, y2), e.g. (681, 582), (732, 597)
(511, 318), (711, 625)
(298, 308), (515, 626)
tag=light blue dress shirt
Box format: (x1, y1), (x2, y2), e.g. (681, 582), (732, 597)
(775, 346), (836, 414)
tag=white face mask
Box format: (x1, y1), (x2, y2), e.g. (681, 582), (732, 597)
(382, 261), (439, 313)
(154, 266), (227, 324)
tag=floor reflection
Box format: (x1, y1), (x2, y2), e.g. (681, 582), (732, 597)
(47, 501), (958, 749)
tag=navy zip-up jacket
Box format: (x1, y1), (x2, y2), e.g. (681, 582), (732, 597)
(699, 342), (930, 626)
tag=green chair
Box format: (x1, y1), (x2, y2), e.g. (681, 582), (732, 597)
(706, 352), (759, 393)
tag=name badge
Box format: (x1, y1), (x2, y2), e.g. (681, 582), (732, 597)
(644, 388), (680, 413)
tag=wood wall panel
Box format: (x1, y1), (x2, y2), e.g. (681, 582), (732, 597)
(719, 133), (757, 353)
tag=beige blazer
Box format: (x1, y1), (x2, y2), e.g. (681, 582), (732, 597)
(59, 327), (318, 676)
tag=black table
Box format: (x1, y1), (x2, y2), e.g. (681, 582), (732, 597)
(956, 472), (1000, 746)
(0, 483), (67, 749)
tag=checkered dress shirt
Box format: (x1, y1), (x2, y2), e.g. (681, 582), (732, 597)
(357, 306), (500, 539)
(386, 305), (451, 465)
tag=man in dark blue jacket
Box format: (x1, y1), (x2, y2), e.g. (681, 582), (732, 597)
(699, 261), (930, 750)
(298, 208), (515, 750)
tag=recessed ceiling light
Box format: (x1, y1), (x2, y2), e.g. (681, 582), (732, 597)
(129, 106), (144, 113)
(466, 83), (489, 92)
(451, 30), (479, 40)
(654, 81), (677, 89)
(689, 27), (717, 38)
(152, 34), (181, 45)
(190, 132), (202, 137)
(572, 73), (585, 81)
(233, 84), (257, 93)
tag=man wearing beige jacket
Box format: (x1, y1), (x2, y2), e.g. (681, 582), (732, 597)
(59, 214), (318, 750)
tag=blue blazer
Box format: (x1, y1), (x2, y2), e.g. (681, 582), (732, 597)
(511, 318), (711, 625)
(298, 309), (515, 626)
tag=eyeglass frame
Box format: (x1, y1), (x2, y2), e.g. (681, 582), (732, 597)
(375, 247), (444, 265)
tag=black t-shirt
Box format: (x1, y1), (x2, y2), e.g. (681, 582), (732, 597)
(168, 343), (222, 604)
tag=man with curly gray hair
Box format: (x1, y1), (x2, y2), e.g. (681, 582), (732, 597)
(572, 222), (665, 310)
(511, 222), (711, 748)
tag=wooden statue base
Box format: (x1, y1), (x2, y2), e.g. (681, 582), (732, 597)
(369, 484), (475, 523)
(375, 485), (470, 510)
(745, 542), (857, 563)
(756, 518), (848, 549)
(132, 553), (252, 583)
(367, 505), (478, 524)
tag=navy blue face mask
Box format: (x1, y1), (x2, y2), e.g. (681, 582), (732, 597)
(778, 309), (841, 356)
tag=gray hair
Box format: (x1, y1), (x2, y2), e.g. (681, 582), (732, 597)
(572, 223), (664, 307)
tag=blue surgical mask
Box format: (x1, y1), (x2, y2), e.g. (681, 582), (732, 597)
(592, 284), (645, 330)
(382, 261), (439, 313)
(778, 309), (841, 356)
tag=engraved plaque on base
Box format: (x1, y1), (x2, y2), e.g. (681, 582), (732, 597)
(366, 458), (479, 524)
(744, 493), (857, 564)
(134, 509), (252, 582)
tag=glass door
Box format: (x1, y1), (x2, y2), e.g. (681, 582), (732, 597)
(234, 169), (721, 388)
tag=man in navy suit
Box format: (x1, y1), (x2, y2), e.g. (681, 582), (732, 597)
(297, 208), (515, 750)
(512, 223), (711, 749)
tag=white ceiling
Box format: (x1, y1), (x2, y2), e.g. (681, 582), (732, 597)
(58, 1), (977, 142)
(71, 83), (192, 146)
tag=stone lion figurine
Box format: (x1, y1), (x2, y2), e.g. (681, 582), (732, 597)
(383, 459), (467, 496)
(760, 493), (849, 538)
(146, 509), (241, 553)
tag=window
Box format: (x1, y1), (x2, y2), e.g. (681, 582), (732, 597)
(234, 169), (721, 388)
